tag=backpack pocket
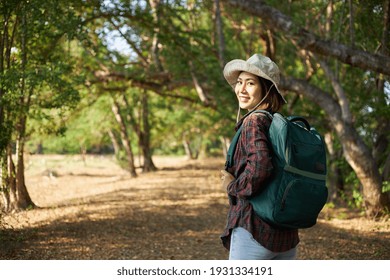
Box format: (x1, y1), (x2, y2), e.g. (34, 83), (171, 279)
(273, 172), (328, 229)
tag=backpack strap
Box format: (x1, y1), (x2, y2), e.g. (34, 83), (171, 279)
(225, 125), (243, 170)
(224, 110), (273, 170)
(287, 116), (311, 131)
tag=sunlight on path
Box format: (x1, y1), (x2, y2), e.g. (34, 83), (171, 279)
(2, 155), (389, 260)
(3, 155), (229, 259)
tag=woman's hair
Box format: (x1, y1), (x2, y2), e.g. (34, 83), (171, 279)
(259, 77), (284, 112)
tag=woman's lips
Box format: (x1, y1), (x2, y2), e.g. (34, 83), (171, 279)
(239, 96), (250, 102)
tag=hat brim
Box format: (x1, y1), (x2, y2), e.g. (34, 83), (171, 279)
(223, 59), (287, 103)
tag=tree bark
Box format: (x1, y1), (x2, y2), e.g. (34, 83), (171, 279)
(12, 9), (35, 210)
(374, 0), (390, 186)
(139, 91), (157, 172)
(348, 0), (355, 48)
(108, 129), (121, 157)
(5, 143), (34, 212)
(149, 0), (164, 72)
(182, 138), (194, 160)
(14, 132), (35, 210)
(1, 8), (35, 212)
(120, 91), (157, 172)
(6, 146), (16, 211)
(325, 0), (333, 39)
(1, 154), (10, 211)
(111, 100), (137, 177)
(324, 132), (344, 201)
(262, 29), (276, 59)
(189, 60), (210, 105)
(214, 0), (226, 69)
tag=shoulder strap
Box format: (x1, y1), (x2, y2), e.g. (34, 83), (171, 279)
(286, 116), (311, 130)
(224, 110), (273, 170)
(225, 125), (243, 169)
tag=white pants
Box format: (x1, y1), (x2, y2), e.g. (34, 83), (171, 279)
(229, 227), (297, 260)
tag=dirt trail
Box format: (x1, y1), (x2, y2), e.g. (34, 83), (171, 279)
(1, 155), (389, 260)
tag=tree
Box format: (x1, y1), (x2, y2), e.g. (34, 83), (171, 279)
(111, 94), (138, 177)
(0, 0), (82, 211)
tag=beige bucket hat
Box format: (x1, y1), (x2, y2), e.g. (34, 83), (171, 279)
(223, 53), (287, 103)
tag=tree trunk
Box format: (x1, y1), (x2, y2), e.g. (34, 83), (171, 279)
(325, 0), (333, 39)
(315, 33), (389, 215)
(1, 153), (10, 211)
(120, 91), (156, 172)
(324, 132), (344, 201)
(149, 0), (164, 72)
(348, 0), (355, 48)
(6, 146), (16, 210)
(382, 153), (390, 182)
(3, 9), (35, 212)
(5, 144), (34, 212)
(214, 0), (226, 69)
(183, 138), (194, 160)
(140, 91), (156, 172)
(108, 129), (121, 157)
(374, 0), (390, 187)
(14, 132), (35, 210)
(111, 100), (137, 177)
(189, 61), (210, 106)
(341, 126), (386, 217)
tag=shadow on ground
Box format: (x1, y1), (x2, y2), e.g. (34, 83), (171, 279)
(1, 160), (389, 260)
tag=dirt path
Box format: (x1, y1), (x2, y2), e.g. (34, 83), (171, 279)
(1, 155), (389, 260)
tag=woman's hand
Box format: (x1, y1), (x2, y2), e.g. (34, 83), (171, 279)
(220, 170), (235, 190)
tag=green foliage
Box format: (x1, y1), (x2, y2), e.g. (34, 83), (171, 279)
(383, 181), (390, 194)
(0, 0), (84, 158)
(0, 120), (12, 154)
(27, 92), (113, 154)
(339, 169), (364, 210)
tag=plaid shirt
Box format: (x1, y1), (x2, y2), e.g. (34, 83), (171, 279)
(221, 111), (299, 253)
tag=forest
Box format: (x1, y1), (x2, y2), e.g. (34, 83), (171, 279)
(0, 0), (389, 260)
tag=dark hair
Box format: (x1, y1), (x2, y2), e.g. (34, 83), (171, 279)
(259, 78), (284, 112)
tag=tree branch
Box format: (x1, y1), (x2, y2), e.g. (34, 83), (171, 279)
(108, 18), (149, 67)
(317, 58), (353, 124)
(223, 0), (390, 76)
(93, 71), (198, 103)
(279, 76), (341, 125)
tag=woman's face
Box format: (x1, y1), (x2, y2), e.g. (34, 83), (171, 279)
(235, 72), (263, 111)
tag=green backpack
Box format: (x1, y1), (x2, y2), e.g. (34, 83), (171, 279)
(225, 110), (328, 229)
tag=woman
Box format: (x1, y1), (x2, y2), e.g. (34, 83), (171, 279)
(220, 54), (299, 260)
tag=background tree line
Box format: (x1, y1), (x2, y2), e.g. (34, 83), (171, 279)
(1, 0), (389, 218)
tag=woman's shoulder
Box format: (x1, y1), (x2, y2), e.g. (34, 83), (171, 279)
(243, 111), (272, 128)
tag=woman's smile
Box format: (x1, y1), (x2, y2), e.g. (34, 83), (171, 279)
(235, 72), (263, 110)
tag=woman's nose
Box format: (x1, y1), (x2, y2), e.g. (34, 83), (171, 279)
(239, 83), (246, 93)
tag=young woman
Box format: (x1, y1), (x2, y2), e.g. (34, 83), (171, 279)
(220, 54), (299, 260)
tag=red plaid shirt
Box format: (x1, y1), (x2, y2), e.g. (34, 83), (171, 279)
(221, 111), (299, 252)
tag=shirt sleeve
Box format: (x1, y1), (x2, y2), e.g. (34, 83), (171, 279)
(227, 114), (273, 199)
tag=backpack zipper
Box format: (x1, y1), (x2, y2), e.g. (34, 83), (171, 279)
(281, 179), (297, 210)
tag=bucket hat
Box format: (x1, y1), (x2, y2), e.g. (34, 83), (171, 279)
(223, 54), (287, 103)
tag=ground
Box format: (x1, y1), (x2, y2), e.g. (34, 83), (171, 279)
(1, 155), (389, 260)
